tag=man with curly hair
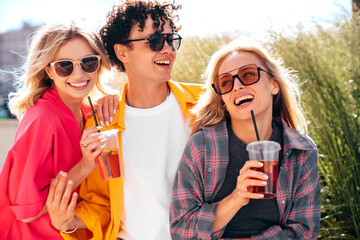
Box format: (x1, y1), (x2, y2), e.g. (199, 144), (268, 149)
(48, 1), (203, 239)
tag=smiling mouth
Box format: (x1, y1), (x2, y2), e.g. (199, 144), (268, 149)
(234, 95), (254, 106)
(68, 80), (89, 88)
(154, 60), (170, 66)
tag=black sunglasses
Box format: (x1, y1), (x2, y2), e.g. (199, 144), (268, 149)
(119, 33), (182, 52)
(212, 64), (273, 95)
(49, 55), (100, 78)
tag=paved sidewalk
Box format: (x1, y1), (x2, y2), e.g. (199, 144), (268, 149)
(0, 119), (18, 169)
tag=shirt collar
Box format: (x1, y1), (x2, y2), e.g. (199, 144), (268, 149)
(111, 80), (201, 130)
(277, 118), (316, 152)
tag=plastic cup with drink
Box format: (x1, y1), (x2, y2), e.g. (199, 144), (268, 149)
(246, 140), (280, 198)
(247, 110), (281, 198)
(88, 96), (121, 180)
(95, 129), (121, 180)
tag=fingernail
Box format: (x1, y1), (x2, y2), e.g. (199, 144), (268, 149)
(259, 194), (264, 198)
(98, 134), (105, 139)
(100, 137), (108, 142)
(62, 172), (67, 177)
(105, 121), (109, 127)
(261, 181), (267, 185)
(113, 109), (117, 114)
(100, 144), (105, 149)
(96, 126), (103, 129)
(68, 180), (73, 185)
(100, 121), (104, 126)
(263, 174), (269, 179)
(258, 161), (263, 166)
(110, 117), (113, 122)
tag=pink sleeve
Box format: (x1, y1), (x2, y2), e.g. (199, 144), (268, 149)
(6, 116), (55, 220)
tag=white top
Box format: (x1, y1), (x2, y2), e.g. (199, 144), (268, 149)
(118, 91), (191, 240)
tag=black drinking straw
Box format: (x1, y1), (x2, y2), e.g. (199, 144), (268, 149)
(251, 110), (260, 141)
(250, 110), (264, 159)
(88, 96), (113, 176)
(88, 96), (100, 132)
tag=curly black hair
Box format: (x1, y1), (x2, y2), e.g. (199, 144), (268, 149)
(100, 0), (181, 72)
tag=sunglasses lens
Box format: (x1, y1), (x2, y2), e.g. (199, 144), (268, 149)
(167, 34), (181, 51)
(80, 56), (100, 73)
(238, 65), (258, 85)
(215, 74), (233, 94)
(54, 61), (73, 77)
(149, 34), (165, 51)
(213, 64), (260, 94)
(148, 34), (181, 51)
(52, 56), (99, 77)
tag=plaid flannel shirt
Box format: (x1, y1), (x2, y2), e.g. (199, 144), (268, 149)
(170, 118), (320, 240)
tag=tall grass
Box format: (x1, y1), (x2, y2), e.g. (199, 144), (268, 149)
(270, 13), (360, 239)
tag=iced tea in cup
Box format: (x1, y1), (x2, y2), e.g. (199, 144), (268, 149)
(96, 129), (121, 180)
(246, 140), (281, 198)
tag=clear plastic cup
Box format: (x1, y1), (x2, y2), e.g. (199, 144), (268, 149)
(96, 129), (121, 180)
(246, 140), (281, 198)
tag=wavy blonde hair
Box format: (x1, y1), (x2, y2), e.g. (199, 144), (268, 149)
(191, 38), (307, 134)
(8, 20), (111, 119)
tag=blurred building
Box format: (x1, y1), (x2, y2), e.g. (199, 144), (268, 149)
(0, 22), (41, 118)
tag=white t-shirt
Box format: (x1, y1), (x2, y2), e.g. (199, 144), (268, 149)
(118, 91), (191, 240)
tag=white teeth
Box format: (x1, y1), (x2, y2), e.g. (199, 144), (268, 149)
(155, 60), (170, 65)
(69, 81), (88, 87)
(235, 95), (254, 105)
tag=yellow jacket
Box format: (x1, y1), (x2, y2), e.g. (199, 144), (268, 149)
(61, 80), (203, 240)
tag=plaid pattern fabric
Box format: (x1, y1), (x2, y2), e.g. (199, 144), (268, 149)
(170, 118), (320, 240)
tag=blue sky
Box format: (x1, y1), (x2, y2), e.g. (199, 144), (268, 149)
(0, 0), (352, 37)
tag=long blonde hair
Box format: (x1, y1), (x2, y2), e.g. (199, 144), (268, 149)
(191, 38), (307, 134)
(8, 20), (111, 119)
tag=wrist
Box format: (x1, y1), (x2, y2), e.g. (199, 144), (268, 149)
(229, 191), (245, 209)
(79, 157), (96, 173)
(61, 216), (78, 234)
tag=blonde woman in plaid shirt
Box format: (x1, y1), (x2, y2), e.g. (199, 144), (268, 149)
(170, 38), (320, 240)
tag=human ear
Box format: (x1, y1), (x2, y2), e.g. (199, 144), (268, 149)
(271, 79), (280, 95)
(114, 44), (127, 62)
(45, 66), (54, 79)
